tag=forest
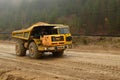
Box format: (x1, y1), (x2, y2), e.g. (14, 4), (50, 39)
(0, 0), (120, 35)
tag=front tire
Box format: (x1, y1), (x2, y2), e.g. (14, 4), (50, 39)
(15, 40), (26, 56)
(29, 42), (42, 59)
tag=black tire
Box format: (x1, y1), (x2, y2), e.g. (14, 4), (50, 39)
(15, 40), (26, 56)
(29, 42), (42, 59)
(52, 51), (64, 57)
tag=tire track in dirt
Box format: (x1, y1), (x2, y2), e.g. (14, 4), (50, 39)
(0, 51), (120, 80)
(0, 43), (120, 80)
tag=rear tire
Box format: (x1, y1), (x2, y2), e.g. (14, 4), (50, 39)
(52, 51), (64, 57)
(29, 42), (42, 59)
(15, 40), (26, 56)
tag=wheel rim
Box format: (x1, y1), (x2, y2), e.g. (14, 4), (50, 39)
(16, 45), (20, 54)
(30, 47), (35, 55)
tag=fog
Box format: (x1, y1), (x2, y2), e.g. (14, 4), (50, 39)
(0, 0), (119, 35)
(0, 0), (33, 7)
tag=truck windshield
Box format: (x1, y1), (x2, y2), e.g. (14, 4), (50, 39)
(59, 28), (70, 34)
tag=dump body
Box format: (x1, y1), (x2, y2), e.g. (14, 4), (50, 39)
(12, 22), (72, 58)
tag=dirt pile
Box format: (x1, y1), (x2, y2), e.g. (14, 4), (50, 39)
(0, 69), (25, 80)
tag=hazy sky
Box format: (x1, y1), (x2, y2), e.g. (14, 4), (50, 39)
(0, 0), (33, 6)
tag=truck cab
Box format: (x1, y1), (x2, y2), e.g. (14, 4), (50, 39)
(12, 22), (72, 59)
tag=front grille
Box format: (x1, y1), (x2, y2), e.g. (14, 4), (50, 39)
(52, 36), (64, 42)
(66, 36), (72, 41)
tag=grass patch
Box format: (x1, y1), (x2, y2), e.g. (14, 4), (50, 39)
(72, 36), (120, 49)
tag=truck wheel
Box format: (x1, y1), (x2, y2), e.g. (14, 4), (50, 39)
(52, 51), (64, 57)
(16, 40), (26, 56)
(29, 42), (42, 59)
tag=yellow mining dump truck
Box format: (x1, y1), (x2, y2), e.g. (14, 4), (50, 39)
(12, 22), (72, 59)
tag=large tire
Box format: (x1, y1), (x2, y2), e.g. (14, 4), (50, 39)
(52, 51), (64, 57)
(29, 42), (42, 59)
(15, 40), (26, 56)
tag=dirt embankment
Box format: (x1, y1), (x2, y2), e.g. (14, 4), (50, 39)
(0, 42), (120, 80)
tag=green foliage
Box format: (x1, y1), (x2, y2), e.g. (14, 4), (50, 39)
(0, 0), (120, 35)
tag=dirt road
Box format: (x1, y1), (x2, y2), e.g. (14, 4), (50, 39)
(0, 42), (120, 80)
